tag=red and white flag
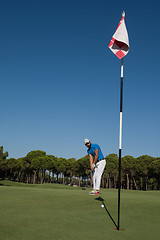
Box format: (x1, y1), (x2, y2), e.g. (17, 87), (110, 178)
(108, 11), (129, 59)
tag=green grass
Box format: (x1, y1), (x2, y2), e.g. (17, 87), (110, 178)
(0, 180), (160, 240)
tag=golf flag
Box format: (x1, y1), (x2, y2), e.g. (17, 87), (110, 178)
(108, 11), (129, 59)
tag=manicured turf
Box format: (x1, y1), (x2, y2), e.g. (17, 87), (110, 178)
(0, 181), (160, 240)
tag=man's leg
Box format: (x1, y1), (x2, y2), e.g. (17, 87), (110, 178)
(95, 160), (106, 191)
(92, 168), (96, 190)
(89, 168), (97, 195)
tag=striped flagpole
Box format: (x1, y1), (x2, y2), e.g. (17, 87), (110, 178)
(117, 57), (123, 230)
(108, 11), (129, 230)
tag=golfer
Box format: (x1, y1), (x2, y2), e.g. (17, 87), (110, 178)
(84, 139), (106, 195)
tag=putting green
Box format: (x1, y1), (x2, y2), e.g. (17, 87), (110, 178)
(0, 181), (160, 240)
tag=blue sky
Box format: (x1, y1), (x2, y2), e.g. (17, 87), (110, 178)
(0, 0), (159, 159)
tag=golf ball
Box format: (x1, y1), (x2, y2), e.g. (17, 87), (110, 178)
(101, 204), (104, 208)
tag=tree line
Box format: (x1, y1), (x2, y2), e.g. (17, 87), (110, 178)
(0, 146), (160, 190)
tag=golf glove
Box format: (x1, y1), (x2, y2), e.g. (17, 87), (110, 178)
(92, 163), (95, 168)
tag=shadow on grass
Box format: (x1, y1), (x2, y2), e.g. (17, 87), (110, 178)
(95, 197), (118, 229)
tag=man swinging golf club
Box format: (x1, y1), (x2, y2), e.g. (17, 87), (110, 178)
(84, 139), (106, 195)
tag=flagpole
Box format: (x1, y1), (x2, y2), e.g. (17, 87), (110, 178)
(117, 57), (123, 230)
(108, 10), (129, 231)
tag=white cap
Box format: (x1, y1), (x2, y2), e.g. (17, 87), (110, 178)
(84, 139), (90, 145)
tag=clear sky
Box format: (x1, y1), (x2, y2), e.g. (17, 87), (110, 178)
(0, 0), (159, 160)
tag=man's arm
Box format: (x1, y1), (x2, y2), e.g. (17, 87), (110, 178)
(93, 149), (99, 165)
(89, 154), (94, 171)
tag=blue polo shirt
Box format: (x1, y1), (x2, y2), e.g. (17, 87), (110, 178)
(87, 143), (104, 162)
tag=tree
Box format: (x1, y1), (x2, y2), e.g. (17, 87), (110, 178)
(5, 158), (18, 181)
(75, 156), (90, 187)
(59, 158), (69, 184)
(151, 158), (160, 190)
(21, 150), (46, 184)
(137, 155), (155, 191)
(105, 154), (118, 188)
(47, 155), (57, 182)
(36, 156), (50, 184)
(0, 146), (8, 179)
(54, 157), (64, 183)
(0, 146), (8, 160)
(122, 155), (139, 190)
(67, 158), (76, 185)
